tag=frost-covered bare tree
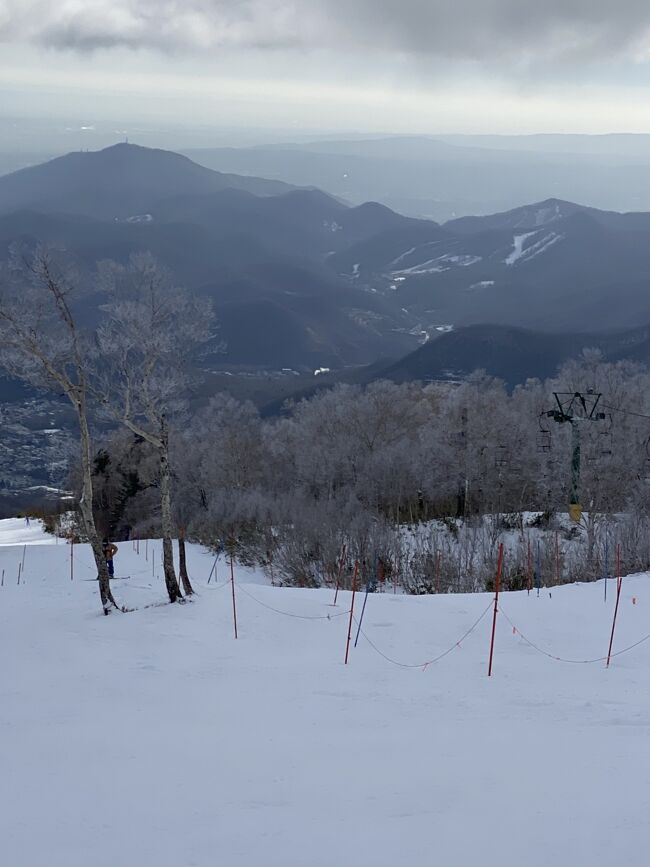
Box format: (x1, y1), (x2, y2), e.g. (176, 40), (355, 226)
(86, 341), (650, 593)
(96, 253), (215, 603)
(173, 394), (267, 545)
(0, 248), (118, 614)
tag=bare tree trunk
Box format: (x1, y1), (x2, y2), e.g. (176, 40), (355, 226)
(159, 424), (183, 603)
(78, 400), (117, 614)
(178, 528), (194, 596)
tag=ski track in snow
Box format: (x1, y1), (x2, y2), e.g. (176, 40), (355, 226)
(390, 246), (417, 266)
(392, 253), (481, 276)
(505, 230), (564, 266)
(522, 231), (564, 262)
(1, 519), (649, 867)
(505, 231), (537, 265)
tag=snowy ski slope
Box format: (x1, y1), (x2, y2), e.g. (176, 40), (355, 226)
(1, 520), (650, 867)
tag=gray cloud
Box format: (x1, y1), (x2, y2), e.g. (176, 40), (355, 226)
(0, 1), (302, 52)
(2, 0), (650, 63)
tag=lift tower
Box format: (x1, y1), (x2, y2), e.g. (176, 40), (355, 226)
(545, 391), (607, 523)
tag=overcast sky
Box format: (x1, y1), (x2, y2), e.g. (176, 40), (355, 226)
(2, 0), (650, 134)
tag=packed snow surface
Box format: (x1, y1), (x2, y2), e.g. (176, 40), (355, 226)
(504, 230), (564, 266)
(505, 231), (536, 265)
(393, 251), (481, 275)
(0, 516), (58, 546)
(2, 520), (650, 866)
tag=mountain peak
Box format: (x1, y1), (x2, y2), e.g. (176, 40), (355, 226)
(445, 197), (608, 234)
(0, 143), (294, 219)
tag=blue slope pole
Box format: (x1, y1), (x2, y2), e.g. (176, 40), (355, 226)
(354, 562), (374, 648)
(207, 554), (219, 584)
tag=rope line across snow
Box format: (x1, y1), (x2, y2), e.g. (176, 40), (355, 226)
(499, 605), (650, 664)
(236, 583), (349, 621)
(353, 600), (494, 670)
(66, 549), (650, 668)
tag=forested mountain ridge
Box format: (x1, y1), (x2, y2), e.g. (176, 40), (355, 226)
(378, 323), (650, 388)
(3, 144), (650, 426)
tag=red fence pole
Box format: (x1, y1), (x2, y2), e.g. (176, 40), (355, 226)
(230, 553), (238, 639)
(333, 543), (346, 606)
(487, 543), (504, 677)
(344, 561), (359, 665)
(606, 544), (623, 668)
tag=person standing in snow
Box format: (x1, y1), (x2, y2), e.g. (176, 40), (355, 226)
(102, 538), (118, 578)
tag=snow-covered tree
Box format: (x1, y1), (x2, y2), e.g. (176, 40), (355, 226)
(96, 253), (215, 602)
(0, 248), (118, 613)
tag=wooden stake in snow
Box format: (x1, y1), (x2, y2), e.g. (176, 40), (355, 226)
(70, 538), (74, 582)
(145, 538), (148, 562)
(21, 544), (26, 573)
(487, 543), (504, 677)
(344, 561), (359, 665)
(606, 545), (623, 668)
(1, 568), (4, 587)
(17, 562), (21, 585)
(230, 554), (238, 639)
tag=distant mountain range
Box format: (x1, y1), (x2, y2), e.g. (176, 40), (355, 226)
(3, 141), (650, 496)
(2, 142), (650, 383)
(8, 132), (650, 222)
(330, 197), (650, 335)
(0, 144), (426, 370)
(184, 134), (650, 222)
